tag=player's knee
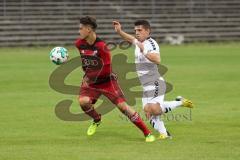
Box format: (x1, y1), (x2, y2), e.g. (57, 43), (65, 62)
(143, 106), (150, 113)
(118, 104), (129, 113)
(156, 103), (164, 115)
(152, 103), (163, 115)
(144, 104), (162, 115)
(79, 96), (91, 107)
(151, 107), (161, 115)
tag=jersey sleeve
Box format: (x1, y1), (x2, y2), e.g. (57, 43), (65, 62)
(144, 39), (160, 54)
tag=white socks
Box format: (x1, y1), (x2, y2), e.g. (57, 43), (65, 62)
(161, 101), (182, 113)
(148, 101), (183, 135)
(150, 116), (167, 135)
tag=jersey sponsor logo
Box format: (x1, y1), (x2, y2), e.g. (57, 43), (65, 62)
(82, 58), (99, 67)
(81, 55), (102, 69)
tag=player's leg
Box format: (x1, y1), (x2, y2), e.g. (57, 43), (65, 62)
(143, 78), (193, 114)
(79, 82), (102, 136)
(161, 97), (194, 113)
(175, 96), (194, 108)
(150, 115), (166, 135)
(79, 96), (101, 123)
(144, 101), (182, 116)
(144, 103), (172, 139)
(149, 115), (172, 139)
(161, 100), (183, 113)
(102, 80), (155, 142)
(116, 102), (155, 142)
(144, 99), (193, 116)
(116, 102), (150, 136)
(142, 89), (170, 139)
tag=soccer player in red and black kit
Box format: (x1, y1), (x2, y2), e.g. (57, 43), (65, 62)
(75, 16), (155, 142)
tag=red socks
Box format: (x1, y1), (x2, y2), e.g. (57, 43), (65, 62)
(82, 105), (150, 136)
(81, 105), (101, 123)
(129, 112), (151, 136)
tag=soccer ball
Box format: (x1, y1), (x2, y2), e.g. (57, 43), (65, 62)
(49, 47), (68, 65)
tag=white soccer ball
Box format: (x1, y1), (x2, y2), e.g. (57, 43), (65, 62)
(49, 47), (68, 65)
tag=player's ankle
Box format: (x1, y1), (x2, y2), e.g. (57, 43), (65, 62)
(93, 114), (101, 123)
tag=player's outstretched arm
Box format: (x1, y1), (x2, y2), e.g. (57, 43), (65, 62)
(113, 21), (136, 43)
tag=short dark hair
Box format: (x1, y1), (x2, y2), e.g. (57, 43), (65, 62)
(134, 20), (151, 30)
(80, 16), (97, 30)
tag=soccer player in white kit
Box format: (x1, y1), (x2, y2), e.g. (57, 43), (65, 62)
(113, 20), (193, 139)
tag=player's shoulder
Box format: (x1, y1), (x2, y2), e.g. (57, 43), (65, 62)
(95, 37), (108, 51)
(146, 37), (158, 45)
(75, 38), (85, 48)
(75, 37), (106, 48)
(145, 37), (159, 49)
(95, 37), (106, 46)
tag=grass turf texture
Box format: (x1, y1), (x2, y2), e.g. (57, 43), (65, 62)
(0, 43), (239, 160)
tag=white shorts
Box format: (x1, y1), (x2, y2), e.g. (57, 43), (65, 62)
(142, 77), (166, 108)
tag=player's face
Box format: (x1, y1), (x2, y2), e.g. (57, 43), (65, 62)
(134, 25), (150, 42)
(79, 24), (91, 39)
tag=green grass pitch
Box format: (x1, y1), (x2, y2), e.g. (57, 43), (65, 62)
(0, 43), (239, 160)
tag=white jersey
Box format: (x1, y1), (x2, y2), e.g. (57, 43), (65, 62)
(134, 37), (166, 107)
(135, 37), (161, 85)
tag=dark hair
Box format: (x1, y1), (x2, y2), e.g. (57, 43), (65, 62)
(80, 16), (97, 30)
(134, 20), (151, 30)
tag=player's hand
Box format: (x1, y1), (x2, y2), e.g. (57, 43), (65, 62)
(112, 21), (122, 33)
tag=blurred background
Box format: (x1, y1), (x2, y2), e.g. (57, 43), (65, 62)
(1, 0), (240, 46)
(1, 1), (240, 160)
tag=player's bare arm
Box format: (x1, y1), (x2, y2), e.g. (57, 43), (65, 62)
(137, 42), (161, 65)
(113, 21), (136, 43)
(145, 53), (160, 65)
